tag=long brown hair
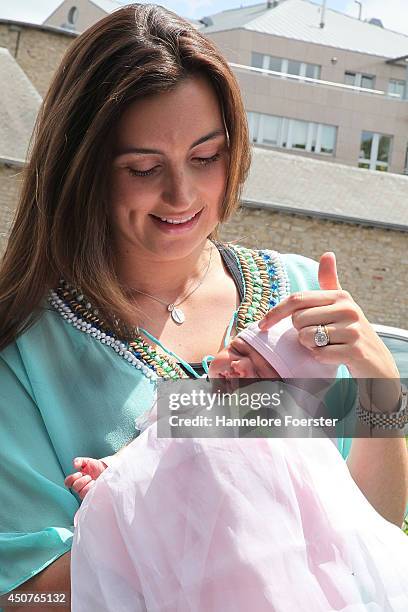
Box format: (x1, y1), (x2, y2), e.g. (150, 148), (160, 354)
(0, 3), (251, 350)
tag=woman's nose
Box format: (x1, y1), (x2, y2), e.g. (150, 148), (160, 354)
(162, 168), (195, 210)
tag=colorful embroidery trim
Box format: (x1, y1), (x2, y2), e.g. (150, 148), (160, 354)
(48, 245), (290, 382)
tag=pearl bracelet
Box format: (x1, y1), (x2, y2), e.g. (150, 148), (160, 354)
(356, 383), (408, 430)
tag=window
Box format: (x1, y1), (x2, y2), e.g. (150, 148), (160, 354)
(289, 120), (308, 150)
(287, 60), (302, 76)
(67, 6), (79, 25)
(260, 115), (281, 145)
(247, 111), (336, 156)
(359, 131), (392, 171)
(345, 72), (375, 89)
(269, 56), (283, 72)
(388, 79), (405, 99)
(361, 74), (375, 89)
(320, 125), (337, 154)
(250, 53), (321, 80)
(247, 112), (260, 143)
(305, 63), (321, 79)
(251, 52), (264, 70)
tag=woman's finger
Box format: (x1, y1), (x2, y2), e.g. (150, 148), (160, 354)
(297, 323), (360, 350)
(291, 303), (359, 330)
(258, 290), (345, 330)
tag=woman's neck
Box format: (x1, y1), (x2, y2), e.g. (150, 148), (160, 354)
(115, 239), (214, 300)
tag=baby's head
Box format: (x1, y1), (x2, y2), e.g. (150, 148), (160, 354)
(208, 318), (339, 386)
(208, 335), (281, 380)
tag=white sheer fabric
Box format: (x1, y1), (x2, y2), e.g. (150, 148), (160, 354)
(71, 413), (408, 611)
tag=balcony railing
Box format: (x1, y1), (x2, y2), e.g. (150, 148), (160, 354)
(229, 62), (403, 100)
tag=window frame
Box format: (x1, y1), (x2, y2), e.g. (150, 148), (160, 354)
(247, 111), (337, 156)
(358, 131), (393, 171)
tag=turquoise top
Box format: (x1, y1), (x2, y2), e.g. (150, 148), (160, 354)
(0, 251), (356, 596)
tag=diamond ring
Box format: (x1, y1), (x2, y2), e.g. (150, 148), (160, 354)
(314, 324), (330, 347)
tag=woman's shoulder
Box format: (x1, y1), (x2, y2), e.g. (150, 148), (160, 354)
(0, 304), (84, 370)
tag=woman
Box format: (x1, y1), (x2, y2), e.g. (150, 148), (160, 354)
(0, 3), (406, 610)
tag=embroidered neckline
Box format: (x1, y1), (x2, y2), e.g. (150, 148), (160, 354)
(48, 245), (290, 383)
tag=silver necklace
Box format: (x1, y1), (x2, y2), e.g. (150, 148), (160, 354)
(129, 245), (213, 325)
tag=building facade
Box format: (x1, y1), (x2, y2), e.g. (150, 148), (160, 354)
(199, 0), (408, 174)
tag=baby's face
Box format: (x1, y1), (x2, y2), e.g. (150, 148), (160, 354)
(208, 336), (281, 380)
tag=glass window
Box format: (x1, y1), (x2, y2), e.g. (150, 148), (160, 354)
(388, 79), (405, 99)
(247, 112), (335, 157)
(306, 64), (321, 79)
(361, 74), (375, 89)
(68, 6), (79, 24)
(377, 135), (391, 162)
(319, 125), (336, 154)
(269, 56), (283, 72)
(246, 111), (260, 142)
(251, 52), (264, 69)
(290, 120), (308, 149)
(345, 72), (375, 89)
(261, 115), (281, 145)
(359, 131), (392, 171)
(287, 60), (301, 76)
(345, 72), (356, 86)
(360, 132), (373, 160)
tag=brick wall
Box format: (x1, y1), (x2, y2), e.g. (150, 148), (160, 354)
(220, 206), (407, 328)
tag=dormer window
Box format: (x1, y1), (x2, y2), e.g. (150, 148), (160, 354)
(68, 6), (79, 25)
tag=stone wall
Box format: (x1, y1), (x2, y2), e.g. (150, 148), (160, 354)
(0, 23), (74, 96)
(220, 206), (407, 329)
(0, 165), (23, 253)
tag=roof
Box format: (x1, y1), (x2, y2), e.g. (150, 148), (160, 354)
(199, 0), (408, 59)
(88, 0), (122, 13)
(0, 48), (42, 162)
(243, 146), (408, 231)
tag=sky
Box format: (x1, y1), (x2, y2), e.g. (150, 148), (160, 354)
(1, 1), (407, 36)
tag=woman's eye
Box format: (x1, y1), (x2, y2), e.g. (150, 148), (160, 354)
(127, 166), (158, 178)
(126, 153), (221, 178)
(194, 153), (221, 166)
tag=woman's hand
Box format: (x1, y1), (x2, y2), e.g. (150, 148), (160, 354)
(259, 252), (400, 382)
(64, 457), (107, 500)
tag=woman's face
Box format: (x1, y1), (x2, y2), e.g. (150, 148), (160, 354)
(109, 74), (229, 261)
(209, 336), (281, 380)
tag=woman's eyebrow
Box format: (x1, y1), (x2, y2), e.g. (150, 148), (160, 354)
(114, 129), (225, 158)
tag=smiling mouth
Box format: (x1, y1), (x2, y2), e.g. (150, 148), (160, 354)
(151, 209), (202, 225)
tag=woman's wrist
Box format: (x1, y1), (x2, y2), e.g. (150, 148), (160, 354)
(356, 382), (408, 430)
(357, 377), (402, 414)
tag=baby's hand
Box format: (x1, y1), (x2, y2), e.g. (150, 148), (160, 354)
(64, 457), (108, 500)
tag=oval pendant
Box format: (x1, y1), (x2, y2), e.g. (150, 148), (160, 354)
(171, 307), (185, 325)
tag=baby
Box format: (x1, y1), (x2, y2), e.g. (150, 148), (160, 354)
(65, 316), (337, 499)
(69, 317), (408, 612)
